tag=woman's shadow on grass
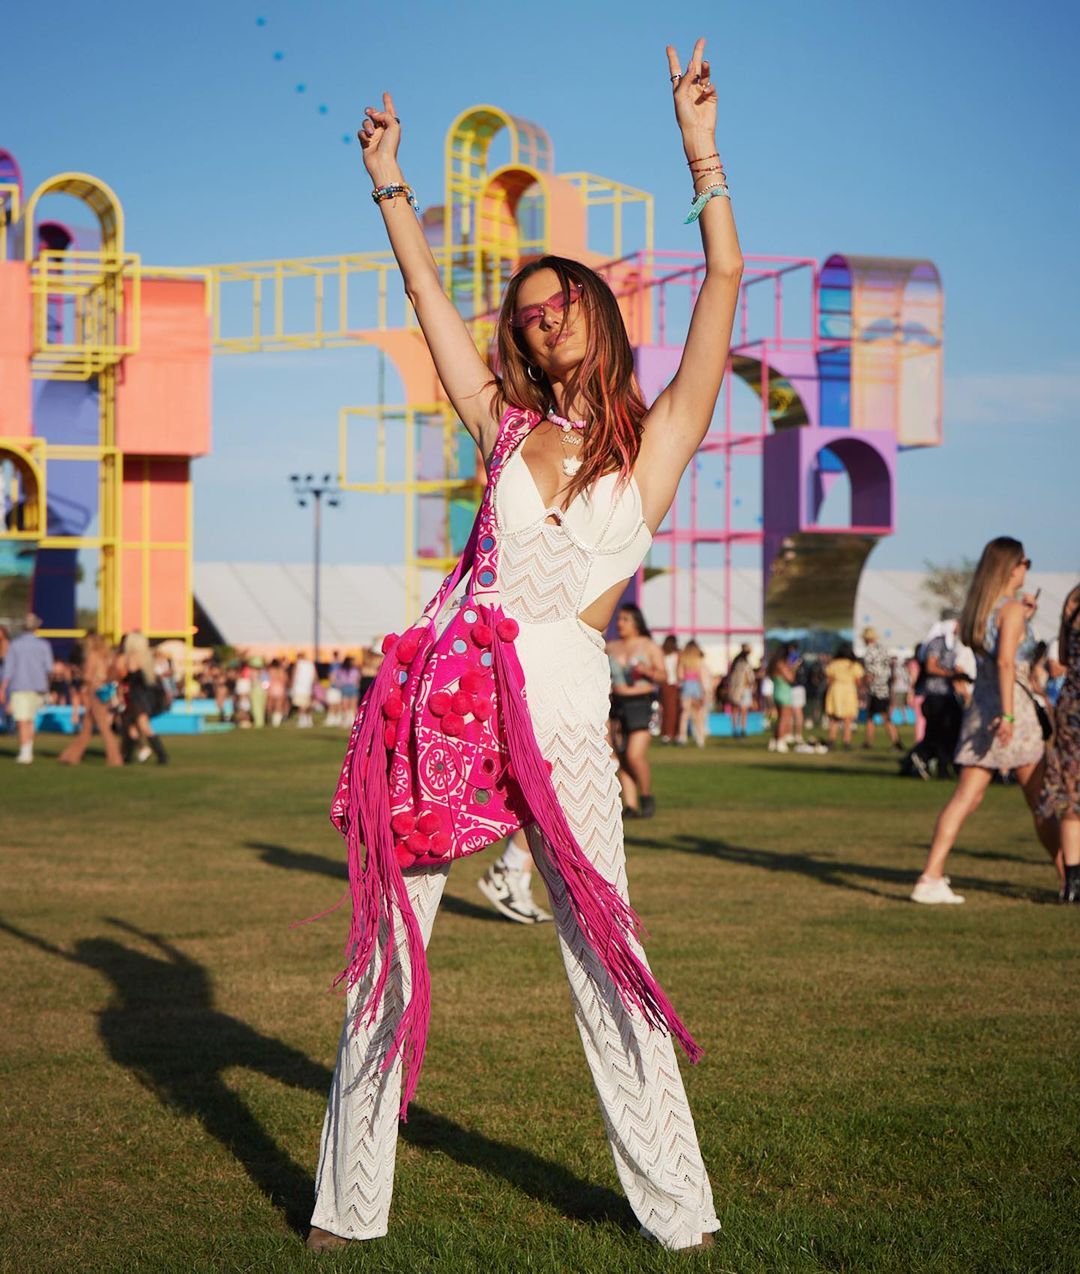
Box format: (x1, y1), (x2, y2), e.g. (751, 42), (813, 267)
(628, 834), (1041, 901)
(0, 916), (624, 1234)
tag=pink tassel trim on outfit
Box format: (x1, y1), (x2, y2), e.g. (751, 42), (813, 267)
(336, 651), (432, 1119)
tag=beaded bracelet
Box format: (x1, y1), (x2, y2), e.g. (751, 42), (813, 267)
(691, 164), (725, 179)
(372, 183), (421, 217)
(687, 152), (720, 167)
(684, 180), (731, 224)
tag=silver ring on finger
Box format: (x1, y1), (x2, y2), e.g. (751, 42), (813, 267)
(670, 73), (681, 83)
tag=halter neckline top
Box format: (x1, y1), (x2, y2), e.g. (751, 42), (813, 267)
(490, 437), (652, 624)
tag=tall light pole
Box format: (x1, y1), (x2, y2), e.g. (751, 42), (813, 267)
(289, 472), (341, 664)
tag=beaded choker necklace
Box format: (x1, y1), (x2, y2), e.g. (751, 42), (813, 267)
(546, 408), (589, 476)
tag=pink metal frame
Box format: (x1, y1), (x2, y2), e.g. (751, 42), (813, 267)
(603, 251), (824, 639)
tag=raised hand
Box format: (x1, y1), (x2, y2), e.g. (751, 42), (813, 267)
(666, 38), (717, 143)
(358, 91), (401, 179)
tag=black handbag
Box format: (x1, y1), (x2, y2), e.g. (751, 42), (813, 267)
(1016, 679), (1053, 742)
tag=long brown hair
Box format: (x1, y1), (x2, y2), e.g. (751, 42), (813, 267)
(494, 255), (646, 502)
(959, 536), (1025, 654)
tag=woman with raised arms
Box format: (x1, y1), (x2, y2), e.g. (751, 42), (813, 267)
(309, 38), (743, 1253)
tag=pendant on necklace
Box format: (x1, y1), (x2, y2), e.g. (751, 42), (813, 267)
(561, 457), (583, 477)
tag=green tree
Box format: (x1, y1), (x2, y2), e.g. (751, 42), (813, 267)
(922, 558), (976, 613)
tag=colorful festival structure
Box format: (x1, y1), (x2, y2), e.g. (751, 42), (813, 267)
(0, 106), (942, 657)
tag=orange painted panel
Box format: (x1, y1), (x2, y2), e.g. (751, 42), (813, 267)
(147, 459), (188, 543)
(545, 176), (588, 259)
(122, 461), (146, 540)
(148, 548), (188, 632)
(0, 261), (32, 437)
(116, 277), (211, 457)
(120, 545), (145, 632)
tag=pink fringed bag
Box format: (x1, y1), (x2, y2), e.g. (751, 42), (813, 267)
(329, 405), (701, 1117)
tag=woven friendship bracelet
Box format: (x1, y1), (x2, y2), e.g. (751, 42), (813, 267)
(684, 181), (731, 224)
(372, 183), (421, 217)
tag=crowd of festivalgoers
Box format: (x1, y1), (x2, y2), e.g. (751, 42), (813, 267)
(5, 538), (1078, 909)
(0, 626), (390, 762)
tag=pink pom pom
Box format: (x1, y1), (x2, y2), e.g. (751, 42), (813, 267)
(394, 841), (416, 867)
(417, 810), (441, 836)
(472, 696), (493, 721)
(431, 831), (452, 856)
(383, 695), (404, 720)
(470, 623), (493, 648)
(459, 671), (485, 695)
(381, 633), (399, 654)
(429, 691), (452, 717)
(406, 831), (433, 855)
(545, 759), (554, 773)
(450, 691), (474, 716)
(396, 635), (419, 664)
(496, 618), (519, 642)
(441, 712), (465, 737)
(391, 810), (417, 836)
(383, 724), (397, 749)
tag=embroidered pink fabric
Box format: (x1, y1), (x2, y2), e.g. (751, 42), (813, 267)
(327, 405), (702, 1119)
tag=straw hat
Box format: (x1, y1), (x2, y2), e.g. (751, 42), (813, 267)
(862, 626), (879, 643)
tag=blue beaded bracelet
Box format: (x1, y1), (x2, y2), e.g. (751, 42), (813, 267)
(372, 183), (421, 217)
(684, 182), (731, 224)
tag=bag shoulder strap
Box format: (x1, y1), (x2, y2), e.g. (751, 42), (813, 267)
(419, 406), (539, 623)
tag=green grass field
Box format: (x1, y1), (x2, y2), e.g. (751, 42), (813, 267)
(1, 727), (1076, 1273)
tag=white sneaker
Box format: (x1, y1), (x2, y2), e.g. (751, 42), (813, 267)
(478, 864), (552, 924)
(136, 746), (153, 763)
(911, 876), (965, 905)
(794, 741), (816, 754)
(774, 738), (790, 753)
(15, 749), (33, 765)
(910, 753), (931, 781)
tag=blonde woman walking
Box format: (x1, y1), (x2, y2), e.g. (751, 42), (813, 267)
(119, 631), (169, 765)
(912, 538), (1056, 904)
(676, 639), (712, 746)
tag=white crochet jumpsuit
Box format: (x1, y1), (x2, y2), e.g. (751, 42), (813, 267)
(311, 437), (719, 1250)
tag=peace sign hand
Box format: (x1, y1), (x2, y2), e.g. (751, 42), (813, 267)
(666, 38), (717, 146)
(358, 91), (401, 180)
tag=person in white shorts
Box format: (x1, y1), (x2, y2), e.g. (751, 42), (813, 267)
(1, 614), (54, 764)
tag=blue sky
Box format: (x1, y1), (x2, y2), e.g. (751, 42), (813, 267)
(6, 0), (1079, 577)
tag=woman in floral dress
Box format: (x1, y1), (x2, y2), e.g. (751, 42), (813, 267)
(1039, 583), (1080, 902)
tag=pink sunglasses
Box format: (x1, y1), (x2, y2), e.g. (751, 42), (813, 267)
(510, 282), (583, 330)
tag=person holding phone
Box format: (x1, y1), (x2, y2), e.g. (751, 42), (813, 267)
(912, 538), (1058, 904)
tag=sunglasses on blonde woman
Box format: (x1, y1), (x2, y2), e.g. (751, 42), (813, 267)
(511, 283), (583, 330)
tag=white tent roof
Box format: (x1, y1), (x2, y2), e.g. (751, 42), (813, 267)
(194, 562), (1075, 658)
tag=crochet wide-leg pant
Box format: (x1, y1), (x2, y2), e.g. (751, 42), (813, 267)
(310, 617), (718, 1249)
